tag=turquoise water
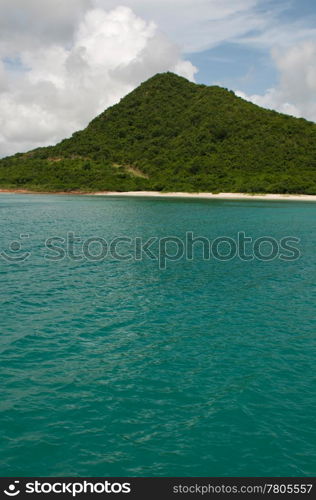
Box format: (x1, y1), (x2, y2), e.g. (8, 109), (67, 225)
(0, 193), (315, 477)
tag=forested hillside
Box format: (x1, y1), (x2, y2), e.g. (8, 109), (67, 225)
(1, 72), (316, 193)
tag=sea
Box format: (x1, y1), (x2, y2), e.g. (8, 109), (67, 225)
(0, 193), (315, 477)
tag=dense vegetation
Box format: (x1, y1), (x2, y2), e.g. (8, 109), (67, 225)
(1, 72), (316, 193)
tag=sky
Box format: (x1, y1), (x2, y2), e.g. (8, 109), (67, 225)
(1, 0), (316, 157)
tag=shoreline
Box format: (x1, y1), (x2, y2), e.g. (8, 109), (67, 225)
(94, 191), (316, 201)
(1, 188), (316, 201)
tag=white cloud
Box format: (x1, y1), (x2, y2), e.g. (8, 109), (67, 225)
(0, 1), (309, 56)
(0, 0), (92, 55)
(0, 61), (8, 92)
(0, 0), (266, 56)
(237, 21), (316, 50)
(0, 6), (197, 157)
(94, 0), (266, 53)
(1, 1), (316, 156)
(236, 41), (316, 122)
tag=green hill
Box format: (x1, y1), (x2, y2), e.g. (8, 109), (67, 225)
(1, 72), (316, 193)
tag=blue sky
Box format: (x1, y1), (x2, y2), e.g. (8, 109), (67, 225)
(4, 0), (313, 94)
(1, 0), (316, 156)
(191, 0), (316, 92)
(188, 43), (277, 94)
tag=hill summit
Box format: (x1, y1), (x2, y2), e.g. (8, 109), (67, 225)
(1, 72), (316, 193)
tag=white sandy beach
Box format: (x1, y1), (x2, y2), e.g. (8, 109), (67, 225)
(1, 189), (316, 201)
(92, 191), (316, 202)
